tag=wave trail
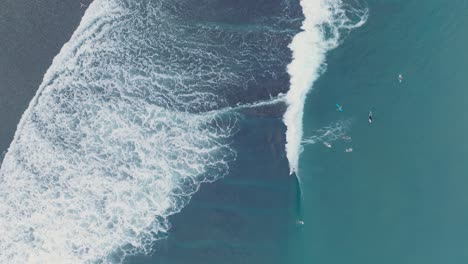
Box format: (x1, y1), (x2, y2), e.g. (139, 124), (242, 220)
(283, 0), (368, 175)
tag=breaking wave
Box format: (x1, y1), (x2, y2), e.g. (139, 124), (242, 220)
(0, 0), (300, 263)
(283, 0), (368, 174)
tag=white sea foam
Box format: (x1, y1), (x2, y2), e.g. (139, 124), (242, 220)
(0, 1), (244, 263)
(222, 93), (287, 113)
(0, 0), (306, 262)
(283, 0), (368, 174)
(302, 120), (350, 145)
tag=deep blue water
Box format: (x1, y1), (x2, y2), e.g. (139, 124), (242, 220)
(126, 116), (299, 264)
(0, 0), (83, 154)
(0, 0), (303, 263)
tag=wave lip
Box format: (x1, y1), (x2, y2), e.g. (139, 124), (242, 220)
(283, 0), (368, 175)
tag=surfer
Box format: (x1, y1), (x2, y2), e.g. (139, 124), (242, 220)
(336, 104), (343, 112)
(398, 73), (403, 83)
(290, 167), (296, 175)
(324, 142), (332, 148)
(368, 111), (373, 124)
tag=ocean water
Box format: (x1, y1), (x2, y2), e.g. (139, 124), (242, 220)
(293, 0), (468, 264)
(0, 0), (83, 155)
(0, 0), (304, 262)
(2, 0), (466, 263)
(125, 116), (299, 264)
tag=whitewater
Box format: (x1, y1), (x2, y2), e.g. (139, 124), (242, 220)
(0, 0), (299, 263)
(283, 0), (368, 175)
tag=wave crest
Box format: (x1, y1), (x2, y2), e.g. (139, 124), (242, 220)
(283, 0), (368, 174)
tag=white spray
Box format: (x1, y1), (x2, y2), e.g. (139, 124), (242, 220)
(284, 0), (368, 174)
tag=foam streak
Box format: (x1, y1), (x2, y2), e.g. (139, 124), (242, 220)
(283, 0), (367, 175)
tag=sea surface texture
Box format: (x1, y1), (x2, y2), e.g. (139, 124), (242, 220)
(293, 1), (468, 264)
(0, 0), (371, 263)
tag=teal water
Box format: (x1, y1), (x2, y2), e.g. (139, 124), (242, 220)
(293, 1), (468, 263)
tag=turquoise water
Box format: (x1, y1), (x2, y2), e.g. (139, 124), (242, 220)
(293, 1), (468, 263)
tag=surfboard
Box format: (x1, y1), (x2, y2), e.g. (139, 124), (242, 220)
(336, 104), (343, 112)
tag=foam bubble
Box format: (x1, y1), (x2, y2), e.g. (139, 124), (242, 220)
(283, 0), (368, 174)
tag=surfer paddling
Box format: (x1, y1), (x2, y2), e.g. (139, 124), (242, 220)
(398, 73), (403, 83)
(368, 111), (373, 124)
